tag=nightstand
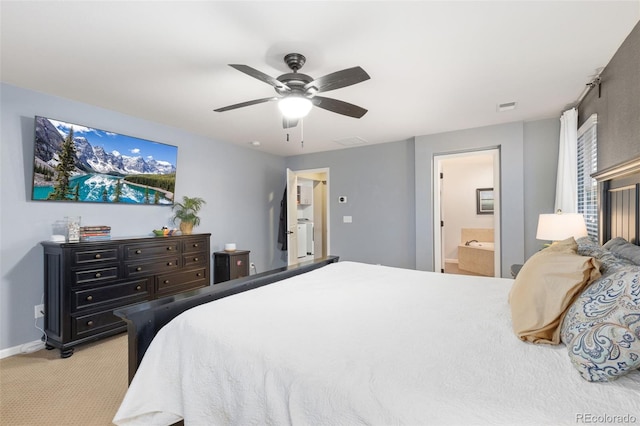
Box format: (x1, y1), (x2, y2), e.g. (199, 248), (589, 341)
(510, 264), (523, 278)
(214, 250), (250, 283)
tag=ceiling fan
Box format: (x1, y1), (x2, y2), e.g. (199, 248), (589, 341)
(214, 53), (370, 129)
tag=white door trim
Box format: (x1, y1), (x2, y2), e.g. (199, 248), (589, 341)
(433, 148), (501, 277)
(287, 167), (330, 266)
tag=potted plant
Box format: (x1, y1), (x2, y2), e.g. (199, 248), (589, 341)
(171, 196), (206, 235)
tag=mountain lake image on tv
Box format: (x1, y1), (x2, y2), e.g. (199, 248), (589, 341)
(32, 116), (177, 205)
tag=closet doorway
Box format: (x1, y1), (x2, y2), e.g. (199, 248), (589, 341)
(433, 149), (501, 277)
(286, 168), (330, 267)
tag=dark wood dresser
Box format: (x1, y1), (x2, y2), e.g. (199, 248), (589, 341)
(41, 233), (211, 357)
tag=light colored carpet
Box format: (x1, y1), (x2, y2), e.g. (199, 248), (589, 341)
(0, 334), (128, 426)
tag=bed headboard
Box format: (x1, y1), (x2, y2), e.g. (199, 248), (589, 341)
(593, 155), (640, 245)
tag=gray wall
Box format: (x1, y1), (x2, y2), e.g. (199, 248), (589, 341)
(579, 20), (640, 170)
(523, 119), (561, 258)
(0, 83), (287, 351)
(288, 118), (560, 275)
(286, 139), (416, 269)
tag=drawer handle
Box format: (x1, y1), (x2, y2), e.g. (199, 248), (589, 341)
(167, 247), (173, 251)
(193, 257), (199, 262)
(95, 273), (102, 278)
(87, 320), (94, 327)
(135, 249), (142, 254)
(136, 267), (143, 272)
(167, 262), (173, 266)
(86, 295), (93, 301)
(193, 243), (199, 248)
(164, 280), (170, 284)
(94, 254), (102, 259)
(196, 272), (202, 277)
(135, 285), (142, 291)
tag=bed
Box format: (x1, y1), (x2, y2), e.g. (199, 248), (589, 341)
(113, 157), (640, 426)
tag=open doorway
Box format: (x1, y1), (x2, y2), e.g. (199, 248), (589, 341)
(286, 168), (330, 266)
(433, 149), (501, 277)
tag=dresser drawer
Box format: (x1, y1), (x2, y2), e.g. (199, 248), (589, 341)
(73, 279), (150, 310)
(72, 309), (124, 339)
(156, 268), (207, 297)
(182, 237), (208, 253)
(182, 251), (207, 268)
(72, 266), (119, 286)
(125, 257), (180, 277)
(72, 247), (118, 266)
(125, 242), (180, 260)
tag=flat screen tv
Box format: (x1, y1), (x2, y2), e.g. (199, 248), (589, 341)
(32, 116), (177, 205)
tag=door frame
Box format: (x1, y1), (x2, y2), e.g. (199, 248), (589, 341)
(433, 148), (501, 277)
(286, 167), (330, 266)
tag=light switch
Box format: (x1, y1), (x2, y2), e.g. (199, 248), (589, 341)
(343, 216), (352, 223)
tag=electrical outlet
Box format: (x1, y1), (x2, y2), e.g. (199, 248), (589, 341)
(34, 304), (44, 319)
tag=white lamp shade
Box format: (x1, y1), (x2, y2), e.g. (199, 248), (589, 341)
(536, 213), (588, 241)
(278, 96), (312, 119)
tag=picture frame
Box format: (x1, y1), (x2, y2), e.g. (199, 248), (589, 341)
(476, 188), (494, 214)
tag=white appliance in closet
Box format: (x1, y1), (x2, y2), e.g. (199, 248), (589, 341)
(297, 220), (314, 258)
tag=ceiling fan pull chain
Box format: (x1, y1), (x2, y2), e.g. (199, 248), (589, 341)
(300, 119), (304, 148)
(286, 133), (290, 142)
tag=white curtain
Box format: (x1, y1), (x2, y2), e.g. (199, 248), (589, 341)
(554, 108), (578, 213)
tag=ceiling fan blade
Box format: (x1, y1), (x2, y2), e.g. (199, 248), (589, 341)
(283, 117), (299, 129)
(229, 64), (290, 92)
(312, 96), (368, 118)
(304, 66), (370, 94)
(214, 97), (278, 112)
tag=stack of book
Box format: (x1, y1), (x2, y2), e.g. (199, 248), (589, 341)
(79, 226), (111, 241)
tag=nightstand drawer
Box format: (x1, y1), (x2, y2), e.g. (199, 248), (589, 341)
(73, 279), (150, 310)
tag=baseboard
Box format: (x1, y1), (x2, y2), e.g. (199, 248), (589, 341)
(0, 340), (45, 359)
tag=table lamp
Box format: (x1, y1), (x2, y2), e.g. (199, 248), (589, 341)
(536, 211), (588, 244)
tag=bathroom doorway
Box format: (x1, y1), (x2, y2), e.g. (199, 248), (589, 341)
(433, 149), (501, 277)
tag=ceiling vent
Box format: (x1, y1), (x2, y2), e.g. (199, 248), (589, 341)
(497, 101), (517, 112)
(334, 136), (368, 147)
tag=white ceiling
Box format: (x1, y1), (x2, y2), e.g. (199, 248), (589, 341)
(1, 1), (638, 157)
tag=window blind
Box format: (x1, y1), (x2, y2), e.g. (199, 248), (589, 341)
(577, 114), (598, 239)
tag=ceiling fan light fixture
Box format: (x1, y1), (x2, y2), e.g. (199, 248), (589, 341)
(278, 96), (312, 119)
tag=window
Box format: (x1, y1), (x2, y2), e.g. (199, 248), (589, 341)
(577, 114), (598, 239)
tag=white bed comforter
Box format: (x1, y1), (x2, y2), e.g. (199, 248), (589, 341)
(114, 261), (640, 425)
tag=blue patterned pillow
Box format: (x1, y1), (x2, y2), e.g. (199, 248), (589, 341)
(575, 236), (634, 274)
(560, 265), (640, 381)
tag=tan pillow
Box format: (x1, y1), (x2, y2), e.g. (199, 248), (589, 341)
(509, 237), (601, 344)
